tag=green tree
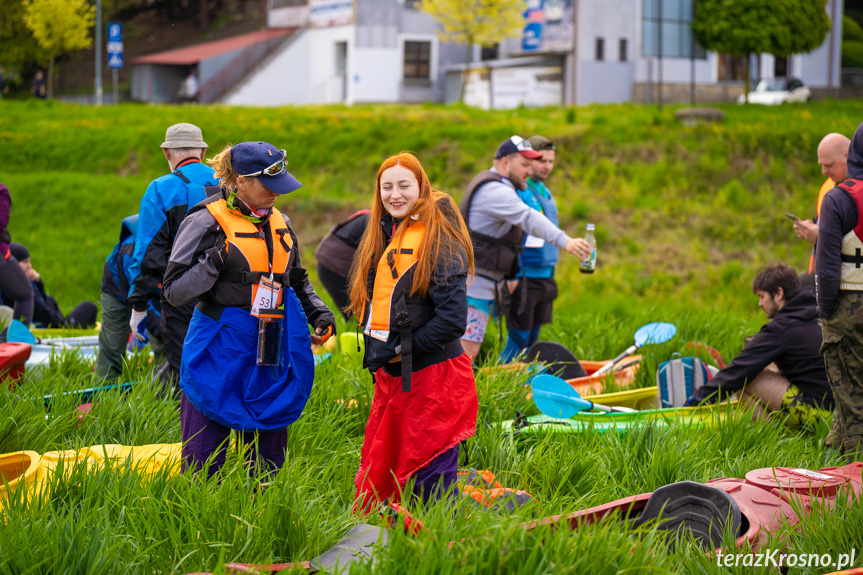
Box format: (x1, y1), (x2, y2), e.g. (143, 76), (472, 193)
(22, 0), (96, 98)
(419, 0), (525, 101)
(691, 0), (831, 102)
(0, 0), (44, 81)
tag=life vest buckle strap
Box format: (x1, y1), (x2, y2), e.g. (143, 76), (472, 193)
(387, 251), (398, 279)
(235, 231), (266, 239)
(394, 295), (412, 393)
(222, 269), (289, 285)
(841, 249), (863, 268)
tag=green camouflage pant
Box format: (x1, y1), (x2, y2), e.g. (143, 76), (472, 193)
(821, 291), (863, 457)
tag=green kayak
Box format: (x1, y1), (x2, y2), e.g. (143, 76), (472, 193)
(500, 402), (736, 434)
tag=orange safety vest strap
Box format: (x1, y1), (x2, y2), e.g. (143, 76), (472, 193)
(205, 200), (293, 306)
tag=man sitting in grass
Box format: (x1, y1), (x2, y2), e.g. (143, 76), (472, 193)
(686, 263), (833, 429)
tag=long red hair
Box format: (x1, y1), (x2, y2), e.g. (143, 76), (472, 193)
(347, 152), (474, 319)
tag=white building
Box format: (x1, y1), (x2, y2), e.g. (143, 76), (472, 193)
(216, 0), (844, 107)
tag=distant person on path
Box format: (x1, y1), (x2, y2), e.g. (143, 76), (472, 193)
(314, 209), (370, 319)
(3, 243), (97, 328)
(177, 69), (199, 103)
(459, 135), (590, 362)
(348, 152), (477, 512)
(163, 141), (335, 477)
(127, 123), (218, 387)
(686, 263), (832, 429)
(31, 70), (46, 99)
(500, 135), (562, 363)
(816, 121), (863, 458)
(95, 215), (165, 381)
(794, 133), (850, 288)
(0, 182), (34, 324)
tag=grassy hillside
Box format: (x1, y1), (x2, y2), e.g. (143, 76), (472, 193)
(2, 99), (862, 361)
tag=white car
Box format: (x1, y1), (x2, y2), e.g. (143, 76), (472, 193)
(737, 77), (812, 105)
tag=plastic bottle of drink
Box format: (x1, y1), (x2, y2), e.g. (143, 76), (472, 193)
(579, 223), (597, 274)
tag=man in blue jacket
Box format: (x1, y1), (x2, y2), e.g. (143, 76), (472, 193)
(501, 135), (562, 362)
(95, 215), (164, 380)
(127, 123), (218, 385)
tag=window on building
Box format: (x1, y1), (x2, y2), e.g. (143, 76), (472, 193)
(619, 38), (628, 62)
(481, 44), (499, 61)
(596, 38), (604, 61)
(642, 0), (706, 59)
(404, 41), (431, 80)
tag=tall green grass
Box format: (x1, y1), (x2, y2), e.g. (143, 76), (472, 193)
(1, 100), (859, 573)
(1, 337), (849, 574)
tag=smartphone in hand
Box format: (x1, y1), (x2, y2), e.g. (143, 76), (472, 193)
(785, 213), (800, 221)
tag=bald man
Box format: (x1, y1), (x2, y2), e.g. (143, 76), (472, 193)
(794, 133), (851, 287)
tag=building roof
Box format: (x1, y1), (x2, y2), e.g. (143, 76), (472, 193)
(130, 29), (293, 66)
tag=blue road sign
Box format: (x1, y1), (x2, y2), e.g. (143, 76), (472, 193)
(107, 22), (123, 69)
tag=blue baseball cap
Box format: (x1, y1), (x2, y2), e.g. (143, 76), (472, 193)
(231, 141), (302, 195)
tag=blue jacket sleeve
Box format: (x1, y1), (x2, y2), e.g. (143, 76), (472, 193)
(128, 181), (169, 310)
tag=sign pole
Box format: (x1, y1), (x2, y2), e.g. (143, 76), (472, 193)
(107, 22), (124, 103)
(95, 0), (102, 106)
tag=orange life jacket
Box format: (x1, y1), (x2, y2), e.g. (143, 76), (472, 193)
(205, 199), (294, 311)
(809, 177), (835, 274)
(363, 221), (426, 391)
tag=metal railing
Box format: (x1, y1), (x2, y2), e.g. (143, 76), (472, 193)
(841, 68), (863, 88)
(198, 32), (296, 104)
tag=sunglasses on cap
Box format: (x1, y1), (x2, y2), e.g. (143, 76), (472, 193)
(240, 149), (287, 177)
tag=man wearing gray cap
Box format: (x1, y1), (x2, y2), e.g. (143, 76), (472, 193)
(126, 123), (218, 386)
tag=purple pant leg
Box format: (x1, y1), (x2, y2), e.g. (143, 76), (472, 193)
(240, 428), (288, 476)
(181, 392), (230, 478)
(413, 444), (460, 504)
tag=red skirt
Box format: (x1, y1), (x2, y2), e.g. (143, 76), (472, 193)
(353, 353), (478, 512)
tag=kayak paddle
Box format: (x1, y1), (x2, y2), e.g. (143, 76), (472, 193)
(531, 374), (636, 418)
(594, 322), (677, 376)
(4, 320), (36, 345)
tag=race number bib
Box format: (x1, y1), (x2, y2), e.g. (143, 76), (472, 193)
(251, 277), (282, 317)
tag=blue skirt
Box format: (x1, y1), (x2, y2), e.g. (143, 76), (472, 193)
(180, 287), (315, 431)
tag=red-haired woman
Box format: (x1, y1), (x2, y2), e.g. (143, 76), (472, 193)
(348, 152), (478, 511)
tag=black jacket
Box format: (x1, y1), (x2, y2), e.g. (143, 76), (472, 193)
(363, 208), (468, 375)
(691, 286), (833, 408)
(815, 122), (863, 318)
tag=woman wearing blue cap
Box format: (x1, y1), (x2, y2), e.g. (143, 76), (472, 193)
(163, 141), (336, 477)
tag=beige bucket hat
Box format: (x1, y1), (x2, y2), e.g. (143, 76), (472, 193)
(161, 123), (207, 149)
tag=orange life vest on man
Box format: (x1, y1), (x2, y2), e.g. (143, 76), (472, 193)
(809, 177), (835, 274)
(204, 199), (295, 310)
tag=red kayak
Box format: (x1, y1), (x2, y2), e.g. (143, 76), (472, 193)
(0, 342), (31, 386)
(189, 462), (862, 574)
